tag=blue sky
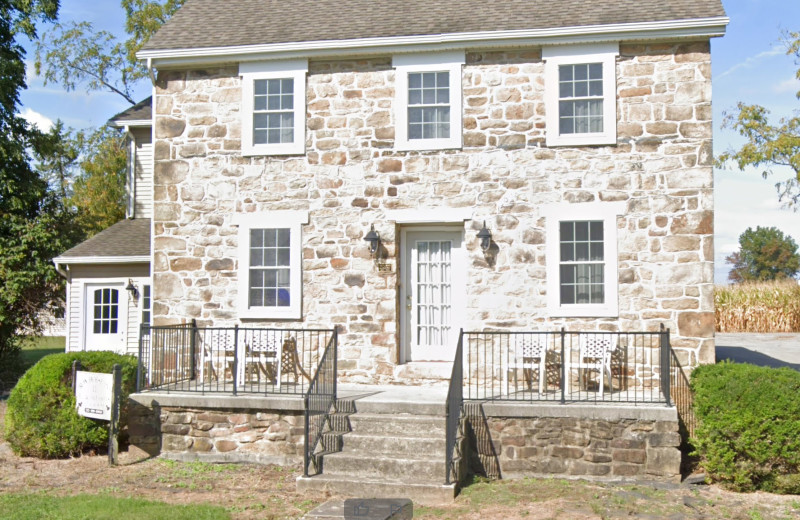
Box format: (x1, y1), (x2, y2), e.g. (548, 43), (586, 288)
(17, 0), (800, 283)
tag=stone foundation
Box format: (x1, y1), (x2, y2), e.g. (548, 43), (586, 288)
(127, 393), (305, 464)
(465, 403), (681, 482)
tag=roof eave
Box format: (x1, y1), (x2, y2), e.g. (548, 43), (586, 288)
(53, 255), (151, 265)
(109, 119), (152, 128)
(138, 16), (729, 67)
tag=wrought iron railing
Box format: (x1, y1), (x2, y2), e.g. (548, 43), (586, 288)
(670, 348), (695, 439)
(463, 328), (672, 405)
(304, 328), (338, 477)
(137, 321), (334, 395)
(445, 329), (464, 485)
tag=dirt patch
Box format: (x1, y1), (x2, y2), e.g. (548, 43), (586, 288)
(2, 400), (799, 519)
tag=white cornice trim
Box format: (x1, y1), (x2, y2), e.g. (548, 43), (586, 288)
(53, 255), (151, 265)
(109, 119), (151, 128)
(138, 17), (729, 67)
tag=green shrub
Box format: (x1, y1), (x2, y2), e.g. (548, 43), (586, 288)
(5, 351), (138, 458)
(691, 361), (800, 493)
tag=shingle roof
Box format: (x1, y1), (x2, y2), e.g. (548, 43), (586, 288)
(142, 0), (727, 52)
(109, 97), (152, 125)
(58, 219), (151, 259)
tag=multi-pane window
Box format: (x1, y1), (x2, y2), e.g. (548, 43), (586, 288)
(559, 221), (605, 305)
(415, 240), (452, 347)
(249, 228), (291, 308)
(253, 78), (294, 145)
(408, 72), (450, 140)
(93, 288), (119, 334)
(141, 284), (151, 328)
(558, 63), (604, 135)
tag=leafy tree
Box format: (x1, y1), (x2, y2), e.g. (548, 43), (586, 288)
(68, 126), (127, 236)
(34, 0), (185, 104)
(716, 31), (800, 209)
(30, 120), (80, 201)
(726, 226), (800, 282)
(0, 0), (71, 388)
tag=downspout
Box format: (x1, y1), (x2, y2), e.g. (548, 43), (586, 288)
(146, 58), (156, 86)
(54, 260), (68, 279)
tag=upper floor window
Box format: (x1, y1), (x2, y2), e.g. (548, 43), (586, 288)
(393, 51), (464, 151)
(542, 202), (624, 317)
(235, 211), (308, 319)
(543, 43), (618, 147)
(240, 59), (308, 156)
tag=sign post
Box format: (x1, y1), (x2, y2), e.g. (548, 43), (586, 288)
(74, 363), (122, 465)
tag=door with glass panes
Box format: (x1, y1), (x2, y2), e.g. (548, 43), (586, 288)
(401, 230), (465, 362)
(83, 282), (127, 352)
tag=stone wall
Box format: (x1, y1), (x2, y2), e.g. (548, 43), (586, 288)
(151, 41), (714, 382)
(127, 398), (305, 464)
(466, 405), (682, 481)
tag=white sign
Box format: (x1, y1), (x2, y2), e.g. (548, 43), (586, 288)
(75, 371), (113, 421)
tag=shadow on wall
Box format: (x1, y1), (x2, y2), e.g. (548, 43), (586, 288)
(716, 346), (800, 371)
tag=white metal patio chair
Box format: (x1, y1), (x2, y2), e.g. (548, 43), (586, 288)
(239, 333), (283, 389)
(506, 335), (548, 396)
(574, 333), (618, 398)
(198, 331), (236, 383)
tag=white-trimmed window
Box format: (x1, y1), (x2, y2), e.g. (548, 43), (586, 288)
(543, 43), (618, 147)
(393, 51), (464, 151)
(141, 284), (151, 332)
(240, 59), (308, 156)
(235, 211), (308, 319)
(542, 202), (624, 317)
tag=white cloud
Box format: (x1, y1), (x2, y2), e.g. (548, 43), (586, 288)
(20, 108), (53, 131)
(773, 77), (800, 94)
(717, 46), (784, 79)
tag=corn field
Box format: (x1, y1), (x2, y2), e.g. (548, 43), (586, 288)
(715, 280), (800, 332)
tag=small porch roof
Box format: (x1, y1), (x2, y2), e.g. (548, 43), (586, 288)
(54, 218), (151, 269)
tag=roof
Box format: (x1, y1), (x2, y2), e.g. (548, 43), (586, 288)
(142, 0), (727, 53)
(56, 219), (151, 261)
(109, 97), (152, 127)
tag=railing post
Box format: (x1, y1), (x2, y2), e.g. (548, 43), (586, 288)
(303, 393), (310, 477)
(190, 319), (197, 380)
(560, 328), (566, 404)
(660, 324), (672, 407)
(233, 324), (239, 396)
(332, 328), (338, 399)
(137, 324), (144, 392)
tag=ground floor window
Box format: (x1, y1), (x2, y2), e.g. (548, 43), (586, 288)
(93, 288), (119, 334)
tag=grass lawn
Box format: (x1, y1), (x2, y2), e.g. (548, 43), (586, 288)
(19, 336), (65, 370)
(0, 493), (230, 520)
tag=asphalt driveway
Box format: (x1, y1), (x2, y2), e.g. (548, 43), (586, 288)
(715, 333), (800, 370)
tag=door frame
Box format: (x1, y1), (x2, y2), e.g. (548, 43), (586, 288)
(398, 225), (467, 364)
(80, 280), (128, 353)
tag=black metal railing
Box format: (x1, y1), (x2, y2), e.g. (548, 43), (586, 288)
(445, 329), (464, 485)
(670, 348), (695, 439)
(137, 321), (334, 395)
(463, 328), (672, 405)
(304, 328), (338, 477)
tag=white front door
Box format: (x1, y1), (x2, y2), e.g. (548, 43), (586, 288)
(401, 229), (466, 362)
(83, 283), (127, 352)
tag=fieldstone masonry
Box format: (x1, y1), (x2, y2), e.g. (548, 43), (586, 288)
(129, 401), (305, 464)
(473, 416), (682, 481)
(151, 41), (714, 382)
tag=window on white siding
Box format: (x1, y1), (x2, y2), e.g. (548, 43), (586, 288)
(543, 43), (618, 147)
(240, 59), (307, 156)
(93, 288), (119, 334)
(235, 211), (308, 319)
(393, 51), (464, 151)
(543, 202), (624, 317)
(141, 284), (151, 330)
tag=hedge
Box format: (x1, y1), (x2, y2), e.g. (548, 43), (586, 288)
(5, 351), (138, 458)
(691, 361), (800, 493)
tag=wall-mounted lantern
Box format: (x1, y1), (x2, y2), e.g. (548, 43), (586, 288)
(477, 221), (492, 252)
(126, 279), (139, 299)
(364, 224), (381, 257)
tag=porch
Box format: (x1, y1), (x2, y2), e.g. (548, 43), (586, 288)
(131, 324), (691, 496)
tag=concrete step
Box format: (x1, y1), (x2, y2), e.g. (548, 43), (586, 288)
(340, 432), (446, 456)
(322, 452), (446, 481)
(347, 413), (446, 437)
(296, 474), (456, 506)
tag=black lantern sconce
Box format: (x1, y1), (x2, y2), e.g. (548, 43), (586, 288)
(126, 279), (139, 299)
(477, 221), (492, 252)
(364, 224), (381, 258)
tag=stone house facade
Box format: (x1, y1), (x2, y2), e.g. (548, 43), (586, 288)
(142, 0), (726, 384)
